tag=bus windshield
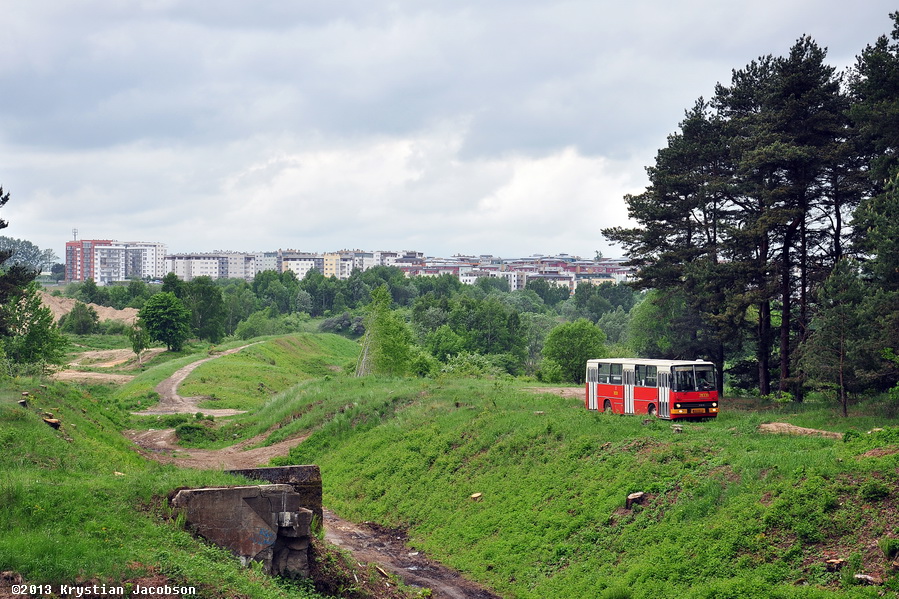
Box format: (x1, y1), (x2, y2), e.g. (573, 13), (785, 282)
(673, 368), (694, 392)
(672, 366), (717, 392)
(695, 366), (716, 391)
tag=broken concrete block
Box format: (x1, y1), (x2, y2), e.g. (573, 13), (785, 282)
(171, 484), (312, 577)
(226, 466), (323, 522)
(285, 548), (310, 577)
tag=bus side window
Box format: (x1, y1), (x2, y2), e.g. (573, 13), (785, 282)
(610, 363), (622, 385)
(598, 363), (610, 384)
(645, 366), (657, 387)
(635, 365), (658, 387)
(587, 368), (598, 383)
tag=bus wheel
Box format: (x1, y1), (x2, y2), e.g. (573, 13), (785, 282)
(648, 404), (657, 417)
(603, 400), (612, 413)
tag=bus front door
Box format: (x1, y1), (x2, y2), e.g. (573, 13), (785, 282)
(658, 372), (671, 418)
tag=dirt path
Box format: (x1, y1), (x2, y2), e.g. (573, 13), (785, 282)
(133, 344), (258, 417)
(129, 428), (501, 599)
(124, 343), (500, 599)
(52, 348), (168, 384)
(124, 428), (310, 470)
(525, 386), (583, 399)
(323, 511), (501, 599)
(67, 347), (167, 369)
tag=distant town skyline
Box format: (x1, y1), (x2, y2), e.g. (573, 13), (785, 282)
(2, 2), (894, 261)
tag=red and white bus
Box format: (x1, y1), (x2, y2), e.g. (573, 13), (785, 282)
(585, 358), (719, 419)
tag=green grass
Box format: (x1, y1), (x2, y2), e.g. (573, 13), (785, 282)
(66, 333), (133, 352)
(119, 334), (361, 448)
(179, 334), (360, 411)
(257, 379), (899, 599)
(7, 334), (899, 598)
(0, 381), (326, 598)
(111, 338), (291, 413)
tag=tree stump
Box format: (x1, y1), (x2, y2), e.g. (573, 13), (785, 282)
(625, 492), (646, 509)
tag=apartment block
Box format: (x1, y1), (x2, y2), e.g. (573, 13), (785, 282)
(65, 239), (112, 282)
(66, 239), (167, 283)
(280, 251), (323, 280)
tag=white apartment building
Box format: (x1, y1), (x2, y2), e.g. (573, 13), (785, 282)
(458, 268), (527, 291)
(374, 251), (399, 267)
(93, 241), (168, 284)
(280, 251), (322, 280)
(165, 251), (282, 282)
(166, 254), (225, 281)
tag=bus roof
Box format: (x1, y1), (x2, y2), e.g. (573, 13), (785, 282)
(585, 358), (714, 368)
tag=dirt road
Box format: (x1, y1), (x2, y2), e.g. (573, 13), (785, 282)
(122, 344), (501, 599)
(133, 344), (258, 417)
(125, 428), (310, 470)
(323, 511), (501, 599)
(52, 347), (166, 384)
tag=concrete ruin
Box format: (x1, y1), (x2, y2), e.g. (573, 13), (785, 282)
(171, 484), (312, 577)
(227, 465), (323, 522)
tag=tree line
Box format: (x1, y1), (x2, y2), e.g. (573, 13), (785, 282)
(603, 13), (899, 413)
(52, 260), (638, 380)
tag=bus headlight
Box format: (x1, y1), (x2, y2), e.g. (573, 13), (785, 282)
(675, 403), (681, 409)
(712, 402), (717, 407)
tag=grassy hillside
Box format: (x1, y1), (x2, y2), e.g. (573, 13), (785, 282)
(0, 334), (374, 599)
(181, 334), (360, 411)
(114, 333), (360, 414)
(4, 331), (899, 598)
(0, 382), (325, 598)
(263, 378), (899, 599)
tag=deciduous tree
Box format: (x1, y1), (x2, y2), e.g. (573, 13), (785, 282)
(357, 285), (414, 377)
(138, 292), (191, 351)
(1, 282), (67, 367)
(542, 319), (606, 384)
(182, 276), (226, 343)
(59, 302), (99, 335)
(129, 321), (150, 366)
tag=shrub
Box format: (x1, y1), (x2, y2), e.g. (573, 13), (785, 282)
(174, 422), (218, 445)
(879, 537), (899, 559)
(859, 480), (890, 502)
(536, 359), (564, 384)
(440, 352), (504, 378)
(97, 319), (129, 335)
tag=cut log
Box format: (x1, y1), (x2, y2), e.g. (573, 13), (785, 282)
(626, 492), (646, 509)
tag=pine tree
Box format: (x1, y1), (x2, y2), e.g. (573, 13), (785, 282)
(798, 259), (867, 416)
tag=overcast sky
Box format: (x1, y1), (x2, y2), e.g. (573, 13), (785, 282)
(1, 1), (895, 262)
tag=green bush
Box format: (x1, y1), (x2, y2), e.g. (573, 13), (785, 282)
(98, 319), (130, 335)
(174, 422), (218, 445)
(536, 359), (563, 383)
(859, 480), (890, 502)
(878, 537), (899, 559)
(439, 352), (504, 378)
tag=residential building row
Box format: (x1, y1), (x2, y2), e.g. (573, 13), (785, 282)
(65, 239), (168, 285)
(65, 240), (632, 291)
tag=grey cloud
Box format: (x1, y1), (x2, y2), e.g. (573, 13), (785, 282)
(2, 0), (896, 260)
